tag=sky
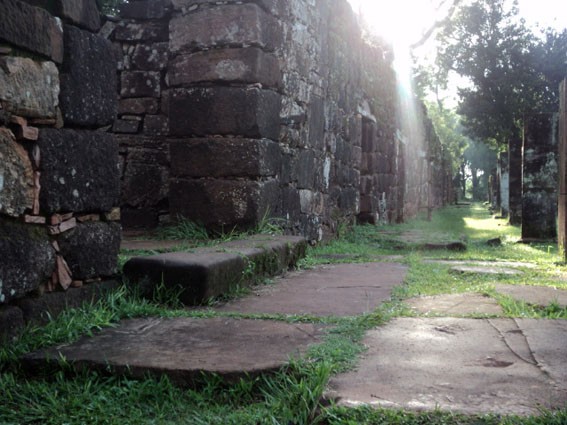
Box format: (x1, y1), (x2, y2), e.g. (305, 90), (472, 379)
(347, 0), (567, 48)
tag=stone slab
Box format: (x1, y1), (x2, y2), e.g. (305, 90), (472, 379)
(326, 318), (567, 416)
(494, 284), (567, 308)
(405, 293), (503, 316)
(123, 235), (307, 305)
(425, 260), (537, 269)
(215, 263), (407, 317)
(450, 266), (523, 276)
(22, 317), (324, 384)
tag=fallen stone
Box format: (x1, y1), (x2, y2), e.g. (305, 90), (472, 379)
(423, 242), (467, 252)
(22, 317), (323, 384)
(216, 263), (407, 317)
(123, 235), (306, 305)
(450, 266), (523, 276)
(0, 128), (35, 217)
(327, 318), (567, 416)
(486, 237), (502, 247)
(494, 284), (567, 308)
(405, 293), (503, 316)
(0, 57), (60, 118)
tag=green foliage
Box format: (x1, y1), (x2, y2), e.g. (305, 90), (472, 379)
(98, 0), (127, 15)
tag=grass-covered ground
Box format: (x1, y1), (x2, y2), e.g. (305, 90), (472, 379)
(1, 204), (566, 424)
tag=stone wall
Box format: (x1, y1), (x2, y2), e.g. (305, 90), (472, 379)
(112, 0), (451, 240)
(0, 0), (121, 341)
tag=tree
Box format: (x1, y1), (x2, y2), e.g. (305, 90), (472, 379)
(429, 0), (566, 149)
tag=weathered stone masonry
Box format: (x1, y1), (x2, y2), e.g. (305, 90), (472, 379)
(0, 0), (121, 340)
(113, 0), (452, 240)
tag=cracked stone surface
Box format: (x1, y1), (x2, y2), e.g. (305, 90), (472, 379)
(326, 318), (567, 416)
(22, 317), (324, 385)
(405, 293), (503, 315)
(214, 263), (407, 317)
(495, 284), (567, 308)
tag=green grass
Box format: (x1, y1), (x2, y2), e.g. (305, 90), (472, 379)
(1, 203), (566, 424)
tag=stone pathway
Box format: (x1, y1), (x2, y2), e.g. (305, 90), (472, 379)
(214, 262), (407, 317)
(405, 293), (503, 315)
(495, 284), (567, 307)
(326, 318), (567, 416)
(20, 253), (567, 417)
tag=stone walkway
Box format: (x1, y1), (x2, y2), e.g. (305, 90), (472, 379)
(21, 253), (567, 416)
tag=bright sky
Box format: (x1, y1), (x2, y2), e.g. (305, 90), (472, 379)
(347, 0), (567, 48)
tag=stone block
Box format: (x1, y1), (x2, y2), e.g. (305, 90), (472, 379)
(170, 4), (281, 53)
(0, 221), (55, 304)
(114, 21), (169, 42)
(0, 128), (35, 217)
(308, 95), (325, 149)
(170, 138), (281, 178)
(0, 305), (24, 342)
(170, 178), (279, 229)
(57, 0), (101, 32)
(37, 129), (120, 214)
(16, 280), (120, 325)
(171, 0), (287, 17)
(131, 42), (168, 71)
(113, 118), (140, 133)
(168, 87), (281, 139)
(0, 0), (63, 63)
(121, 207), (159, 229)
(120, 71), (161, 98)
(122, 162), (168, 207)
(168, 48), (281, 89)
(143, 114), (169, 135)
(119, 0), (168, 20)
(0, 57), (60, 119)
(295, 149), (316, 189)
(58, 222), (121, 279)
(118, 98), (159, 115)
(59, 25), (117, 127)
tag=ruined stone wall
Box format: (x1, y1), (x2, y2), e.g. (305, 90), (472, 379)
(113, 0), (450, 241)
(0, 0), (121, 340)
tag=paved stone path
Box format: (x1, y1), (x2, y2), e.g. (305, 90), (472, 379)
(495, 284), (567, 307)
(21, 255), (567, 417)
(327, 318), (567, 416)
(214, 262), (407, 317)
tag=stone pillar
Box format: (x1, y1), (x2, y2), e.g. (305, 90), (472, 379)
(498, 152), (510, 217)
(508, 135), (523, 225)
(522, 113), (558, 240)
(558, 79), (567, 259)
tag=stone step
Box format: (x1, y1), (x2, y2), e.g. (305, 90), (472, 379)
(123, 235), (307, 305)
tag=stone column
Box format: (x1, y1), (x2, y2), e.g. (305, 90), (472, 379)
(558, 80), (567, 259)
(522, 113), (558, 240)
(508, 135), (523, 225)
(498, 152), (509, 217)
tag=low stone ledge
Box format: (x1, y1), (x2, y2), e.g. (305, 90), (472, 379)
(123, 235), (306, 305)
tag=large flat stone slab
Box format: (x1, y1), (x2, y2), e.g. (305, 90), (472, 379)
(450, 265), (523, 275)
(425, 260), (537, 269)
(22, 317), (324, 385)
(215, 263), (407, 317)
(495, 284), (567, 308)
(405, 293), (503, 316)
(327, 318), (567, 416)
(123, 235), (306, 305)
